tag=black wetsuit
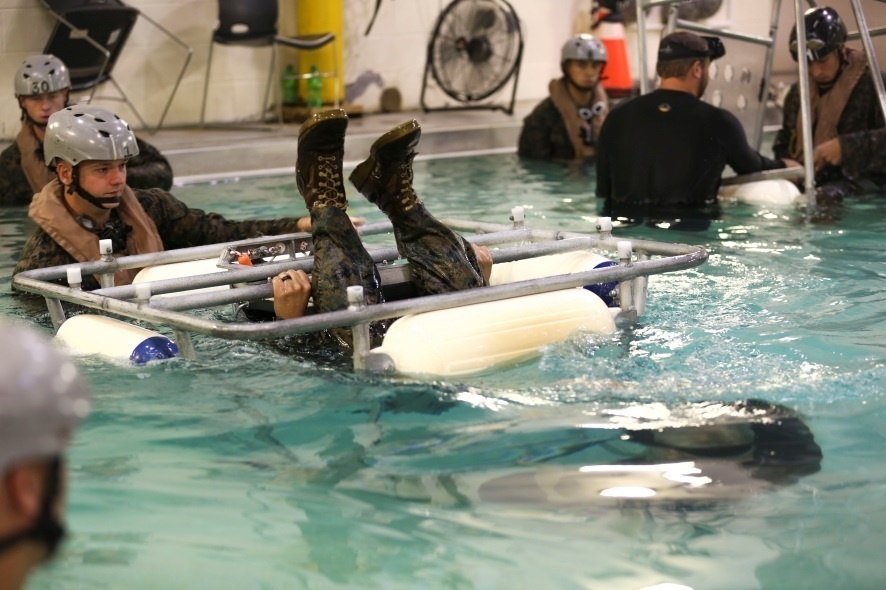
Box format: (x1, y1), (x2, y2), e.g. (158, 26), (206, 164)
(596, 89), (784, 224)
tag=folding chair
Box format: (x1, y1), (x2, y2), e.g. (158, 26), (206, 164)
(41, 0), (193, 131)
(199, 0), (339, 126)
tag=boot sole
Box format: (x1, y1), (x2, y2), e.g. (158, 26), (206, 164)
(349, 119), (421, 192)
(298, 108), (348, 143)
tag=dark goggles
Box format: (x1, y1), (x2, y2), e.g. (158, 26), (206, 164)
(658, 35), (726, 61)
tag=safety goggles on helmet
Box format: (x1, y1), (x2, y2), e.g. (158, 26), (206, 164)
(789, 7), (847, 62)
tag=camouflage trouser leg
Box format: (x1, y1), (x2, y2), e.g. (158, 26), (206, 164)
(391, 204), (488, 295)
(310, 206), (387, 346)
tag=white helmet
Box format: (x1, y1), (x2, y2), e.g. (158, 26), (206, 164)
(44, 105), (139, 167)
(561, 34), (608, 64)
(0, 321), (90, 473)
(14, 54), (71, 97)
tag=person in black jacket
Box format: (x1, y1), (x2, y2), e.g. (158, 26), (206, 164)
(595, 32), (786, 228)
(0, 54), (173, 206)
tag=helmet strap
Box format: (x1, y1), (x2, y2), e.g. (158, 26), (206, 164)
(67, 165), (121, 210)
(0, 457), (67, 561)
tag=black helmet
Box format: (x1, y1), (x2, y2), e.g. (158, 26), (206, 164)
(789, 6), (847, 62)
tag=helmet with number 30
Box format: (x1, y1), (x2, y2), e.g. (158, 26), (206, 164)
(14, 54), (71, 98)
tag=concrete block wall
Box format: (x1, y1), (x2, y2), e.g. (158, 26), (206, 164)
(0, 0), (882, 138)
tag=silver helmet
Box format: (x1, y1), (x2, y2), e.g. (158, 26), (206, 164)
(561, 34), (608, 64)
(0, 320), (90, 473)
(14, 54), (71, 97)
(44, 105), (140, 166)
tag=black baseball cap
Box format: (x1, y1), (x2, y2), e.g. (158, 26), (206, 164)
(658, 34), (726, 62)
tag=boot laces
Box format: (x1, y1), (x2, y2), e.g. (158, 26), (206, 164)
(397, 157), (419, 210)
(313, 154), (346, 209)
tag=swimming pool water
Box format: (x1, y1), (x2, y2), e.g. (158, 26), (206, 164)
(3, 154), (886, 589)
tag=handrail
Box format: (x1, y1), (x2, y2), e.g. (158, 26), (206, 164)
(11, 218), (709, 370)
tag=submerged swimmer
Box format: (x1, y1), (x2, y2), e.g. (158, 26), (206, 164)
(335, 399), (822, 509)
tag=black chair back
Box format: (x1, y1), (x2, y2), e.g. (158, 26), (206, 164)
(42, 0), (138, 91)
(215, 0), (278, 44)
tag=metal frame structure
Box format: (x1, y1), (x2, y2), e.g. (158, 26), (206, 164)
(631, 0), (886, 216)
(12, 215), (708, 374)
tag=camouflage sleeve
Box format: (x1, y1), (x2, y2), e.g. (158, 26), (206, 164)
(518, 99), (563, 160)
(13, 227), (87, 287)
(836, 72), (886, 137)
(127, 137), (174, 191)
(839, 128), (886, 179)
(136, 188), (307, 249)
(772, 83), (799, 160)
(0, 143), (36, 206)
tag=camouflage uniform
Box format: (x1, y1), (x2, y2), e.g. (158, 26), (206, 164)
(0, 134), (173, 206)
(14, 188), (306, 291)
(839, 128), (886, 180)
(518, 98), (578, 160)
(773, 70), (886, 197)
(310, 201), (487, 347)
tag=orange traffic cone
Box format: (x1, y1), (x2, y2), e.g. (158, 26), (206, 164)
(595, 11), (634, 97)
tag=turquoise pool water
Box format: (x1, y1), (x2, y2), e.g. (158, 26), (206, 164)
(3, 154), (886, 589)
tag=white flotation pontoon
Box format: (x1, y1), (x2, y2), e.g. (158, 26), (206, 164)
(719, 166), (804, 207)
(13, 211), (708, 376)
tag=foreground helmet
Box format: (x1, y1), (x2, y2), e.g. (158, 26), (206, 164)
(789, 6), (847, 62)
(44, 105), (139, 166)
(561, 34), (608, 64)
(0, 320), (90, 473)
(14, 54), (71, 97)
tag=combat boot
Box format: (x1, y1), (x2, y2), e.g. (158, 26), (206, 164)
(296, 109), (348, 212)
(349, 119), (422, 217)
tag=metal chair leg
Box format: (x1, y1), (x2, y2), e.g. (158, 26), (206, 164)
(200, 39), (215, 126)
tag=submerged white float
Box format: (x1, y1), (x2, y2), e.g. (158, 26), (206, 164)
(13, 213), (708, 376)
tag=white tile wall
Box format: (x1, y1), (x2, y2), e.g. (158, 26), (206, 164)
(1, 0), (881, 138)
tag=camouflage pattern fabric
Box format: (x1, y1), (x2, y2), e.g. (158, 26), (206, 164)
(0, 141), (34, 206)
(128, 137), (174, 191)
(14, 188), (307, 290)
(840, 128), (886, 181)
(0, 134), (173, 207)
(518, 98), (580, 161)
(309, 202), (487, 347)
(773, 70), (886, 191)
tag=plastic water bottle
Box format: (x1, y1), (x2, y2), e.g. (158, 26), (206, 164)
(307, 65), (323, 108)
(281, 64), (299, 106)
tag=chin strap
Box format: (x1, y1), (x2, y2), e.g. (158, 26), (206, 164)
(67, 165), (121, 210)
(0, 457), (67, 561)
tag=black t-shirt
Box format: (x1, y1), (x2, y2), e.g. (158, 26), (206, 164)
(596, 89), (784, 221)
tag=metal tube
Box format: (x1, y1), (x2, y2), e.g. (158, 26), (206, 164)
(720, 165), (805, 186)
(848, 0), (886, 124)
(674, 20), (774, 46)
(45, 298), (66, 332)
(636, 0), (650, 95)
(847, 26), (886, 41)
(348, 286), (371, 372)
(634, 250), (650, 316)
(12, 248), (708, 343)
(794, 0), (818, 213)
(753, 0), (783, 150)
(173, 329), (197, 361)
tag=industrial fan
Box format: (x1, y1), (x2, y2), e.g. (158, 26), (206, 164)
(420, 0), (524, 114)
